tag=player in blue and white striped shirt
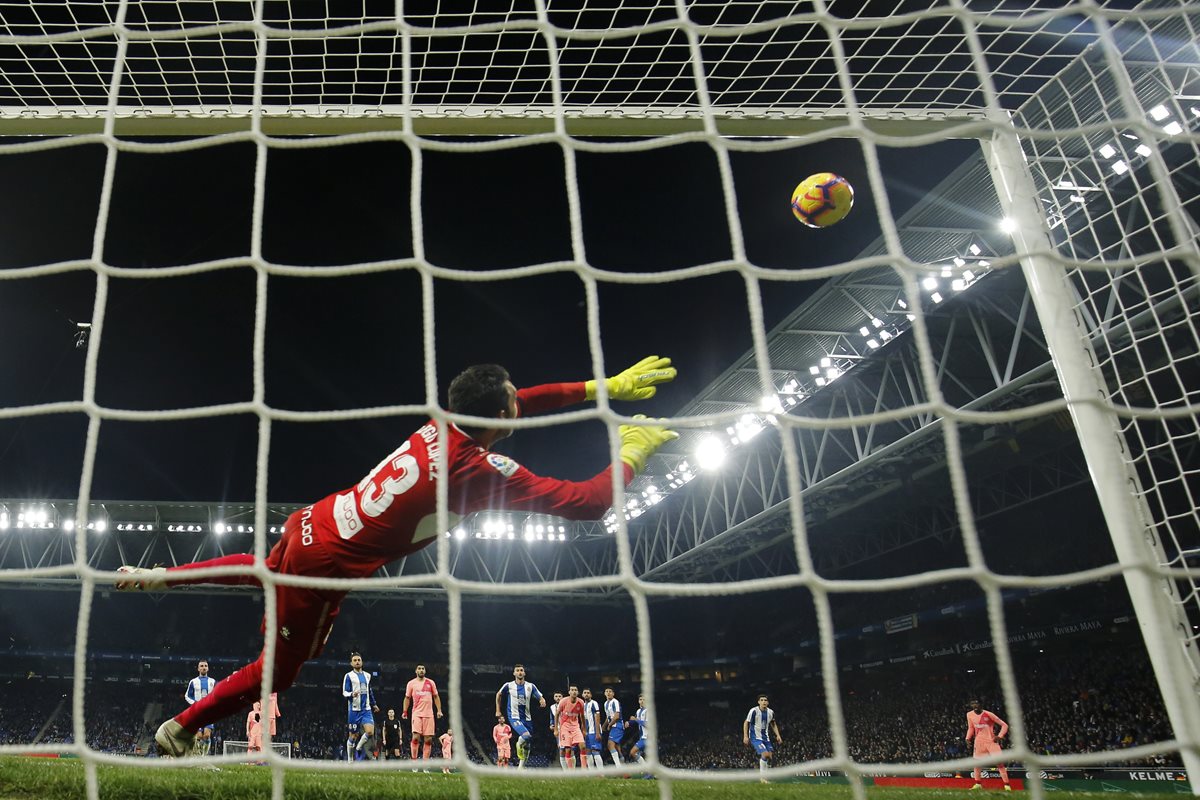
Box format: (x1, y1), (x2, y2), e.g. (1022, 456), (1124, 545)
(342, 652), (378, 761)
(581, 688), (603, 769)
(184, 660), (217, 756)
(629, 694), (649, 764)
(603, 687), (625, 765)
(743, 694), (782, 779)
(494, 664), (546, 769)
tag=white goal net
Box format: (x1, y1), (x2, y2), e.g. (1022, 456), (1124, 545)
(1, 2), (1198, 800)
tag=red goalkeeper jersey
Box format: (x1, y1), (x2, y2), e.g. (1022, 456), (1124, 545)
(301, 382), (631, 577)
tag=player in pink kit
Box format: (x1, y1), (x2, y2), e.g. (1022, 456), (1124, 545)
(115, 358), (677, 757)
(493, 720), (513, 767)
(404, 664), (443, 763)
(965, 699), (1012, 790)
(556, 686), (588, 769)
(439, 729), (454, 773)
(246, 701), (263, 756)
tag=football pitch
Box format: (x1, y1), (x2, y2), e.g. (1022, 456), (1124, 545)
(0, 758), (1172, 800)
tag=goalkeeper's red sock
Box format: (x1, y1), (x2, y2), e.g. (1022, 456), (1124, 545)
(166, 554), (259, 586)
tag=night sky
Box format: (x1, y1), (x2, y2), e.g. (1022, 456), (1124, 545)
(0, 134), (979, 504)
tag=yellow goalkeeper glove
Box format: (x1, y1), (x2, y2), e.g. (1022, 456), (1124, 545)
(618, 415), (679, 475)
(585, 356), (677, 402)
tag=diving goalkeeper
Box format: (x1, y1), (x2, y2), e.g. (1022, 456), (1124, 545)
(116, 357), (678, 757)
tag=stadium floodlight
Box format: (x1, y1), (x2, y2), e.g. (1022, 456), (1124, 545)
(819, 357), (832, 368)
(214, 522), (227, 535)
(1097, 143), (1117, 158)
(1163, 121), (1183, 136)
(826, 367), (841, 381)
(999, 217), (1018, 233)
(1111, 160), (1129, 174)
(0, 515), (8, 530)
(951, 279), (966, 292)
(695, 436), (726, 470)
(782, 377), (800, 393)
(867, 339), (880, 349)
(736, 413), (765, 442)
(897, 298), (908, 309)
(922, 276), (938, 291)
(952, 257), (966, 267)
(523, 530), (534, 541)
(969, 243), (982, 255)
(1149, 104), (1170, 121)
(931, 291), (944, 303)
(94, 521), (107, 533)
(645, 484), (659, 496)
(535, 524), (544, 534)
(1135, 144), (1153, 157)
(880, 330), (893, 341)
(815, 376), (827, 387)
(809, 365), (820, 375)
(454, 527), (467, 540)
(859, 326), (870, 336)
(871, 317), (883, 328)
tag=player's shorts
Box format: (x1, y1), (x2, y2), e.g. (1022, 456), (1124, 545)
(412, 715), (434, 737)
(608, 723), (625, 744)
(248, 731), (263, 751)
(974, 742), (1002, 758)
(348, 709), (375, 731)
(508, 717), (532, 740)
(584, 733), (602, 751)
(635, 737), (647, 754)
(750, 737), (773, 755)
(258, 510), (349, 687)
(496, 744), (511, 759)
(558, 727), (585, 748)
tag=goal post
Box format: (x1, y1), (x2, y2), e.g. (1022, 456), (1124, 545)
(2, 1), (1200, 798)
(983, 125), (1200, 783)
(223, 740), (292, 759)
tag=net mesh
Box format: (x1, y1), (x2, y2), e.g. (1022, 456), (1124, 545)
(0, 1), (1199, 800)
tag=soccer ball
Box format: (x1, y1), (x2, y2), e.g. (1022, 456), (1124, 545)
(790, 173), (854, 228)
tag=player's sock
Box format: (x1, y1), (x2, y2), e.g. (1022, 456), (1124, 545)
(611, 748), (623, 764)
(423, 742), (432, 759)
(636, 755), (646, 764)
(346, 738), (355, 761)
(592, 753), (603, 768)
(356, 734), (367, 752)
(759, 758), (768, 772)
(559, 754), (567, 769)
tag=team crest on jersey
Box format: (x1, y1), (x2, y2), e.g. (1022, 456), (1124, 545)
(486, 453), (520, 477)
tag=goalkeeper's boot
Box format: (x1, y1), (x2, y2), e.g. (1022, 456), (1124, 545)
(1004, 785), (1012, 792)
(971, 784), (983, 790)
(116, 565), (168, 592)
(155, 719), (195, 758)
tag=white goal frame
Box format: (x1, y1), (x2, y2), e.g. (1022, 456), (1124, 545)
(222, 740), (292, 759)
(1, 2), (1199, 800)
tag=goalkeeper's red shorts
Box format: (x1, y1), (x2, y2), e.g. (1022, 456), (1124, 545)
(261, 509), (348, 666)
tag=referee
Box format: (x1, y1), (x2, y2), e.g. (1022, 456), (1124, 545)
(381, 708), (404, 760)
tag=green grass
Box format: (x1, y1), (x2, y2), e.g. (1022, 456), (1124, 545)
(0, 757), (1154, 800)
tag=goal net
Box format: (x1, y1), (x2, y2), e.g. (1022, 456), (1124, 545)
(223, 740), (291, 759)
(1, 1), (1198, 799)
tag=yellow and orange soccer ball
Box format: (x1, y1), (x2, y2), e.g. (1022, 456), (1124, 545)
(791, 172), (855, 228)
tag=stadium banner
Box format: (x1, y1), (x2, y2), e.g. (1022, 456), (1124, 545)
(885, 613), (918, 634)
(874, 770), (1189, 793)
